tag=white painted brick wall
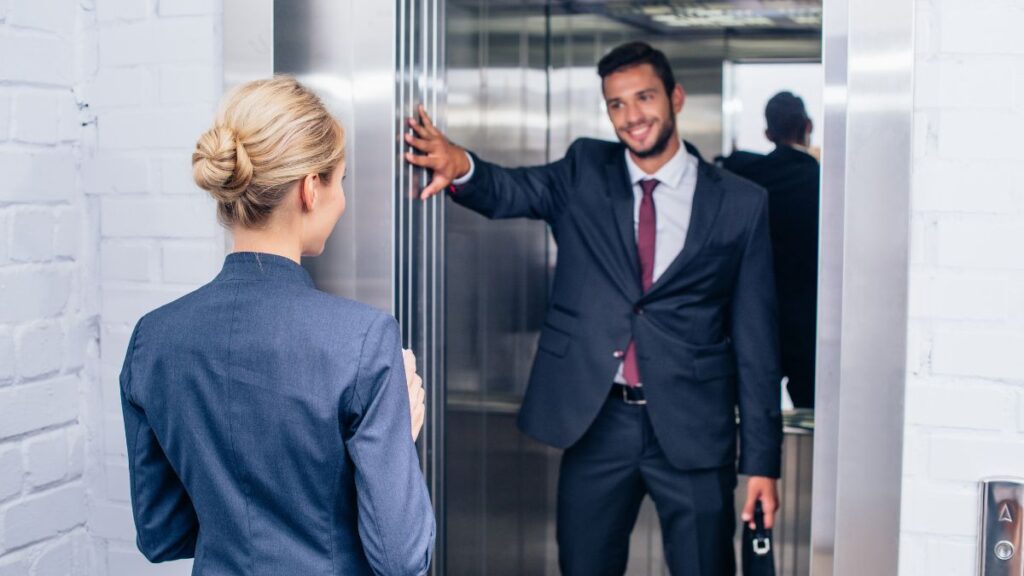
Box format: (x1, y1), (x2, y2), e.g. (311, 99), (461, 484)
(0, 0), (223, 573)
(901, 0), (1024, 574)
(84, 0), (224, 573)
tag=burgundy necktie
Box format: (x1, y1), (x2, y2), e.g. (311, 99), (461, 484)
(623, 178), (658, 387)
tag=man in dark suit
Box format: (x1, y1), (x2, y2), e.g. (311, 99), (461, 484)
(406, 42), (781, 575)
(723, 91), (820, 408)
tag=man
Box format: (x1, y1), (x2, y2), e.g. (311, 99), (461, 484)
(406, 42), (782, 575)
(724, 91), (820, 408)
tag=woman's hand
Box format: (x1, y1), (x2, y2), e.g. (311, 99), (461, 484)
(403, 349), (425, 441)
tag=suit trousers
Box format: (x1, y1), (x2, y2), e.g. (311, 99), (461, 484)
(557, 392), (737, 576)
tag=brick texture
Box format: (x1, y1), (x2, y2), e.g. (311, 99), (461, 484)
(901, 0), (1024, 574)
(0, 0), (221, 573)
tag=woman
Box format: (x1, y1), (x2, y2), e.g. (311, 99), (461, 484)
(120, 76), (434, 575)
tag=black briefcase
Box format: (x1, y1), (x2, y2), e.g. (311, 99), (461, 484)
(742, 501), (776, 576)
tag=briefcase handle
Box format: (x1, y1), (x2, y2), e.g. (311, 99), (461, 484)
(751, 501), (772, 556)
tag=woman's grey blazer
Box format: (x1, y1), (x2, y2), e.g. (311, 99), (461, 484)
(120, 252), (434, 575)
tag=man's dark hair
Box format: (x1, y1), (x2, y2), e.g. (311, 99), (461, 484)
(765, 91), (810, 144)
(597, 41), (677, 97)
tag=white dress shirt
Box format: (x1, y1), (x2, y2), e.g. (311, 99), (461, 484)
(624, 145), (699, 283)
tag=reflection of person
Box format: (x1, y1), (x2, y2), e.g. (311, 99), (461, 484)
(724, 91), (820, 408)
(406, 42), (781, 575)
(120, 77), (434, 575)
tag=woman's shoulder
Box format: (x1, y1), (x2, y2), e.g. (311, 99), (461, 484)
(135, 278), (396, 346)
(304, 287), (394, 327)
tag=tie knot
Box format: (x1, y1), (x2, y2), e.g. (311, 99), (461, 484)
(639, 178), (659, 197)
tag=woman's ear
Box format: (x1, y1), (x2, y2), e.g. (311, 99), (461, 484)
(299, 173), (319, 212)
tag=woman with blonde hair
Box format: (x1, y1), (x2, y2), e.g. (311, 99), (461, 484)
(120, 76), (434, 575)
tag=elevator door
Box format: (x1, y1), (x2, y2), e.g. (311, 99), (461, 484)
(442, 2), (819, 575)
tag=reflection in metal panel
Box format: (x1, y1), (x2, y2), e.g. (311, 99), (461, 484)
(443, 3), (821, 575)
(445, 2), (555, 573)
(273, 0), (396, 313)
(812, 0), (913, 574)
(395, 0), (448, 573)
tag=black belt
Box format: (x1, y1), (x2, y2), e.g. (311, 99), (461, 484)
(610, 383), (646, 405)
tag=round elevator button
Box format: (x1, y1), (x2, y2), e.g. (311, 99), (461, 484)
(995, 540), (1015, 561)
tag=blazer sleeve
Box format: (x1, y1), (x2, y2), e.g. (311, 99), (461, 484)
(448, 139), (581, 225)
(120, 320), (199, 562)
(730, 190), (784, 478)
(343, 314), (435, 576)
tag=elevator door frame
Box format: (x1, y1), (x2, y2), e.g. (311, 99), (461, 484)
(223, 0), (916, 574)
(811, 0), (914, 574)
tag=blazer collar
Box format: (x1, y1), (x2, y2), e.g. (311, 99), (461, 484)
(215, 252), (315, 288)
(624, 143), (691, 190)
(607, 140), (724, 300)
(642, 159), (725, 300)
(769, 144), (819, 166)
(607, 152), (642, 299)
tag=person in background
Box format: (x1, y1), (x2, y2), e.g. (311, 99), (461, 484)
(405, 42), (781, 576)
(120, 76), (434, 576)
(723, 91), (820, 408)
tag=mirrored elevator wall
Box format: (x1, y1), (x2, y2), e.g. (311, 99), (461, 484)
(444, 3), (820, 575)
(445, 3), (556, 574)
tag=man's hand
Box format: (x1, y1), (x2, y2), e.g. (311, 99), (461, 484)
(741, 476), (779, 530)
(403, 349), (425, 442)
(403, 104), (472, 200)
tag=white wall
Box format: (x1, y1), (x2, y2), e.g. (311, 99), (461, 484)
(0, 0), (224, 574)
(0, 0), (97, 573)
(86, 0), (223, 574)
(900, 0), (1024, 573)
(723, 62), (823, 155)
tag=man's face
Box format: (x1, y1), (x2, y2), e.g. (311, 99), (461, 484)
(603, 63), (685, 158)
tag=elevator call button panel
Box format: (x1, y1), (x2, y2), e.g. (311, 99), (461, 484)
(980, 478), (1024, 576)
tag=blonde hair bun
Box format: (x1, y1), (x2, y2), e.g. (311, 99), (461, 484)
(192, 125), (253, 202)
(191, 76), (346, 228)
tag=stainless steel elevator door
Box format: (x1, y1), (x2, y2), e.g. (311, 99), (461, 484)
(445, 2), (557, 574)
(443, 2), (821, 575)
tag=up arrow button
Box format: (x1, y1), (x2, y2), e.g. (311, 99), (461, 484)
(999, 503), (1014, 523)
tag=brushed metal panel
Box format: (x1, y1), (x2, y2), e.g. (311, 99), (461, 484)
(273, 0), (396, 313)
(811, 0), (914, 574)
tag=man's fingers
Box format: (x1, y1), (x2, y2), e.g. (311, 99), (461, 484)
(418, 104), (438, 133)
(407, 117), (432, 139)
(763, 503), (776, 530)
(420, 179), (447, 200)
(761, 493), (778, 529)
(404, 151), (434, 169)
(404, 132), (432, 152)
(740, 494), (756, 525)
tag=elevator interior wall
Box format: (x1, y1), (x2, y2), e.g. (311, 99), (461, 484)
(443, 2), (821, 575)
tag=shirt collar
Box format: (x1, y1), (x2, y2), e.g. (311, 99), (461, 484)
(215, 251), (315, 288)
(624, 142), (690, 190)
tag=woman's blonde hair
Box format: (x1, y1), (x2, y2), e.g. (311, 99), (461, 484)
(192, 76), (346, 227)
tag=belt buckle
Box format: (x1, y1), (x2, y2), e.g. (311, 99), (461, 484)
(622, 385), (647, 406)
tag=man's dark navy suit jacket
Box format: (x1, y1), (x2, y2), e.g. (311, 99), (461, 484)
(452, 139), (783, 478)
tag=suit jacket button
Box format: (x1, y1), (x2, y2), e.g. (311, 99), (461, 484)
(613, 350), (624, 358)
(634, 306), (645, 315)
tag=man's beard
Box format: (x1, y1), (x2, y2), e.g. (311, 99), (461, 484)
(621, 114), (677, 159)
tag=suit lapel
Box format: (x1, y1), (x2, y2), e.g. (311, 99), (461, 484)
(643, 162), (725, 300)
(606, 157), (640, 284)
